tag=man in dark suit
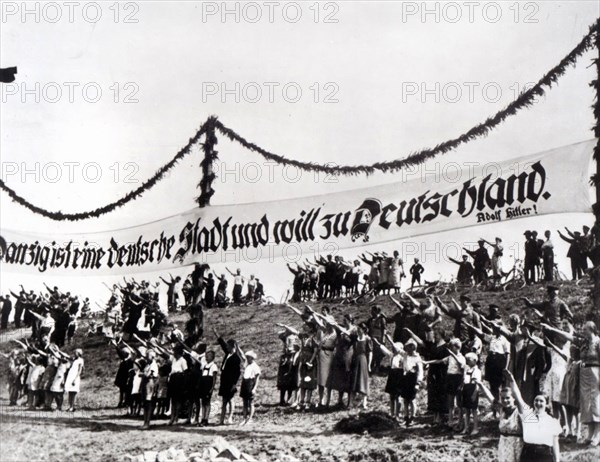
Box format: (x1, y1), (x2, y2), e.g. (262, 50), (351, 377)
(214, 328), (242, 425)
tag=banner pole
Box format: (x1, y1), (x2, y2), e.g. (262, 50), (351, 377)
(591, 23), (600, 328)
(197, 116), (219, 208)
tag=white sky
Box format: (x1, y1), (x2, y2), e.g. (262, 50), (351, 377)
(0, 1), (599, 302)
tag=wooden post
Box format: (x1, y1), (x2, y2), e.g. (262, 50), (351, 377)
(197, 116), (218, 208)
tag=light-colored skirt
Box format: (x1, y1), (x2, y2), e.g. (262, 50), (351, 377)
(579, 366), (600, 423)
(318, 349), (333, 387)
(498, 435), (523, 462)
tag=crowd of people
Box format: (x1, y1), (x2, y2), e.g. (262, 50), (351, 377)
(1, 223), (600, 462)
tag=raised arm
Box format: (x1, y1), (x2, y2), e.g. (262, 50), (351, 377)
(540, 323), (576, 342)
(402, 327), (425, 348)
(505, 370), (527, 414)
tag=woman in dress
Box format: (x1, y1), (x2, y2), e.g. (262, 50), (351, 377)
(50, 355), (70, 411)
(557, 342), (581, 441)
(477, 374), (523, 462)
(424, 326), (449, 425)
(388, 252), (404, 294)
(349, 323), (372, 409)
(540, 321), (571, 421)
(326, 315), (355, 407)
(315, 316), (337, 408)
(298, 327), (318, 409)
(542, 320), (600, 445)
(65, 349), (84, 412)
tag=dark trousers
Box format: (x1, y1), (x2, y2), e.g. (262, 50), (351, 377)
(524, 261), (536, 284)
(570, 258), (583, 280)
(543, 254), (554, 281)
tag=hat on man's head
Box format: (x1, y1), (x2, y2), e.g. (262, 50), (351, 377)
(547, 284), (559, 292)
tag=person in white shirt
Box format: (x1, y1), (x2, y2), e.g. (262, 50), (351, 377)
(238, 348), (261, 425)
(198, 350), (219, 426)
(168, 346), (188, 426)
(505, 370), (561, 462)
(426, 337), (466, 430)
(142, 350), (158, 429)
(399, 338), (423, 427)
(460, 352), (482, 435)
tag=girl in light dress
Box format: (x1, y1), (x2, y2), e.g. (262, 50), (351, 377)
(50, 355), (70, 411)
(476, 375), (524, 462)
(65, 348), (84, 412)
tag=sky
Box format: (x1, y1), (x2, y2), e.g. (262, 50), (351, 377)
(0, 1), (599, 304)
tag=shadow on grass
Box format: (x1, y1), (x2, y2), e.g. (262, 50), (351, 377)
(0, 411), (328, 439)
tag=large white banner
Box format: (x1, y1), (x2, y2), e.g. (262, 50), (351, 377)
(0, 140), (593, 275)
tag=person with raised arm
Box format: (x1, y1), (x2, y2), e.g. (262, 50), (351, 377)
(463, 240), (490, 284)
(275, 321), (301, 407)
(435, 295), (481, 353)
(213, 327), (242, 425)
(504, 369), (561, 462)
(141, 350), (159, 429)
(449, 255), (474, 285)
(424, 337), (465, 430)
(399, 337), (423, 427)
(349, 322), (372, 410)
(326, 314), (355, 408)
(521, 285), (572, 332)
(541, 320), (600, 446)
(482, 237), (505, 285)
(236, 345), (261, 425)
(475, 373), (523, 462)
(226, 268), (246, 304)
(373, 333), (404, 420)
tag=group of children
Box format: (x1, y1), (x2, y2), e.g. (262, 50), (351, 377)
(4, 340), (84, 413)
(111, 326), (262, 429)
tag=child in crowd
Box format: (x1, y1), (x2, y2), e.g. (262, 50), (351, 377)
(400, 338), (423, 427)
(198, 350), (219, 426)
(460, 352), (481, 435)
(373, 334), (404, 420)
(238, 348), (261, 425)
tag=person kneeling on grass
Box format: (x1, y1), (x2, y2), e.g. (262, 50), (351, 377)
(238, 347), (261, 426)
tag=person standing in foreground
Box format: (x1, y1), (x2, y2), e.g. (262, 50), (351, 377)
(504, 371), (561, 462)
(141, 350), (158, 429)
(214, 327), (242, 425)
(238, 348), (261, 425)
(65, 349), (84, 412)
